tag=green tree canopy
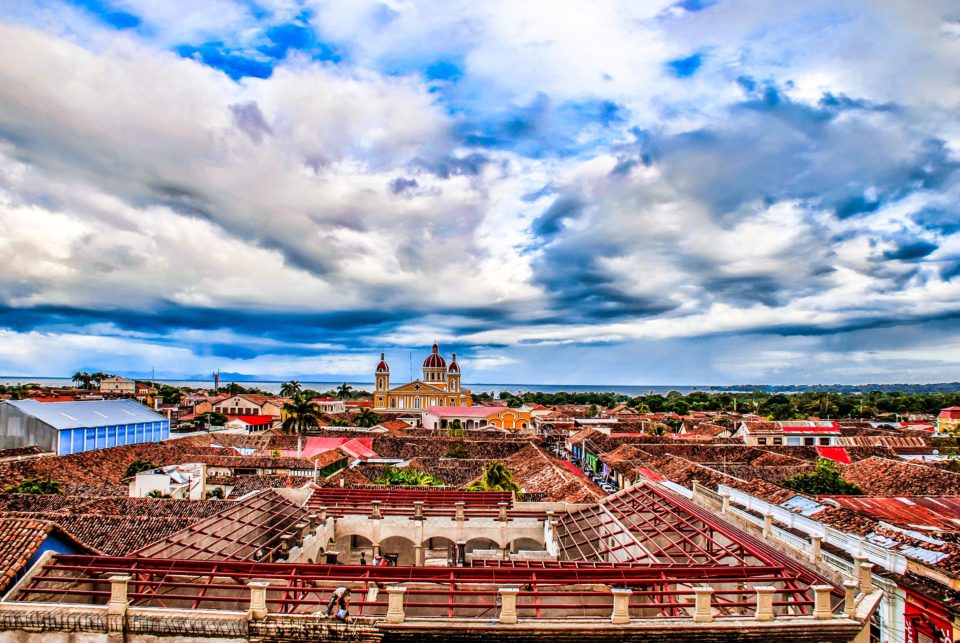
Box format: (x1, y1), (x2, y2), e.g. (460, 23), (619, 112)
(4, 478), (63, 494)
(468, 462), (521, 492)
(355, 408), (380, 428)
(124, 460), (158, 478)
(374, 467), (443, 486)
(280, 380), (303, 397)
(281, 393), (322, 435)
(781, 459), (863, 496)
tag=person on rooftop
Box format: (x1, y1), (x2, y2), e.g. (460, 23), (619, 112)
(325, 586), (351, 620)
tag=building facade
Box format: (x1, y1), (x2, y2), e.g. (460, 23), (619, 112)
(938, 407), (960, 433)
(422, 405), (533, 432)
(373, 344), (472, 411)
(0, 399), (169, 455)
(98, 376), (135, 396)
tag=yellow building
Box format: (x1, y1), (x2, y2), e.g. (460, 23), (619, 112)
(938, 407), (960, 434)
(421, 405), (533, 433)
(373, 344), (473, 411)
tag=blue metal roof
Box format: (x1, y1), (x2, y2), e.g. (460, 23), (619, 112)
(4, 399), (167, 430)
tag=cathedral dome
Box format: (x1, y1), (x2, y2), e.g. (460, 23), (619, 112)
(376, 352), (389, 373)
(448, 353), (460, 373)
(422, 343), (447, 368)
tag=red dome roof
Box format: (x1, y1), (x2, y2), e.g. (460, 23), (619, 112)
(423, 343), (447, 368)
(376, 352), (389, 373)
(448, 353), (460, 373)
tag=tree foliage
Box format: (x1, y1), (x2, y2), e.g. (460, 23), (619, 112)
(374, 467), (443, 486)
(124, 460), (158, 478)
(4, 478), (63, 494)
(468, 462), (521, 492)
(355, 408), (380, 428)
(445, 443), (469, 459)
(281, 393), (322, 435)
(781, 459), (863, 496)
(280, 380), (302, 397)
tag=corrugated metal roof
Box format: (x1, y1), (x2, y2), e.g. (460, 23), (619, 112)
(825, 495), (960, 531)
(899, 546), (950, 565)
(780, 495), (827, 516)
(3, 399), (166, 430)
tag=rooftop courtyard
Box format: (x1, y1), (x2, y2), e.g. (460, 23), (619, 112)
(0, 481), (880, 642)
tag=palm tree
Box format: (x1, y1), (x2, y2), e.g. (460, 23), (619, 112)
(281, 393), (322, 435)
(355, 408), (380, 428)
(91, 371), (108, 389)
(72, 371), (91, 389)
(336, 382), (353, 400)
(447, 419), (464, 437)
(468, 462), (520, 492)
(280, 380), (302, 397)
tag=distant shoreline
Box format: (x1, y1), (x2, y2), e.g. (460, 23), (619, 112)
(2, 377), (958, 396)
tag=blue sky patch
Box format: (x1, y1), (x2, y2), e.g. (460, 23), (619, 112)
(67, 0), (140, 29)
(667, 53), (702, 78)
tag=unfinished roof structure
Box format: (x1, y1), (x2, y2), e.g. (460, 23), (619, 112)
(0, 481), (880, 642)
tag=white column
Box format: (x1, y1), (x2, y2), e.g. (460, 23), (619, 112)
(108, 575), (131, 615)
(843, 580), (859, 618)
(247, 581), (270, 620)
(812, 585), (834, 620)
(610, 588), (632, 624)
(385, 586), (407, 624)
(693, 586), (714, 623)
(499, 586), (520, 624)
(810, 535), (822, 562)
(754, 586), (776, 621)
(858, 562), (875, 595)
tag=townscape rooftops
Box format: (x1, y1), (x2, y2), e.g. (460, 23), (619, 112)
(224, 414), (275, 425)
(842, 457), (960, 496)
(0, 518), (56, 593)
(3, 399), (167, 430)
(134, 489), (309, 561)
(823, 496), (960, 532)
(423, 405), (503, 417)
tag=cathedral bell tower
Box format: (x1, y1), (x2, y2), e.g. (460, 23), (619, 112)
(375, 352), (390, 409)
(447, 353), (461, 394)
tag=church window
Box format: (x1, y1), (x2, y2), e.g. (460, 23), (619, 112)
(414, 397), (421, 409)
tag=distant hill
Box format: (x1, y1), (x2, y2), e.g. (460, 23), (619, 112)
(708, 382), (960, 394)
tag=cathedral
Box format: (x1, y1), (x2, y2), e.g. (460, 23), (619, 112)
(373, 344), (473, 411)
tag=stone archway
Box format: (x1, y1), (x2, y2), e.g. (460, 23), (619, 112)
(335, 533), (374, 565)
(421, 536), (455, 566)
(380, 535), (418, 566)
(510, 537), (545, 553)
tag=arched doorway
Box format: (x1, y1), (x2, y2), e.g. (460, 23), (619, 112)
(335, 533), (374, 565)
(510, 537), (545, 553)
(379, 535), (418, 566)
(421, 536), (455, 566)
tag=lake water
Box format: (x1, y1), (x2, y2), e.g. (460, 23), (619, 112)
(0, 377), (710, 397)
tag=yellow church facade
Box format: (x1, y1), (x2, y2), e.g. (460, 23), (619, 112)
(373, 344), (473, 411)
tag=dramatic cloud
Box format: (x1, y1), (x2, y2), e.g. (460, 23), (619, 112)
(0, 1), (959, 384)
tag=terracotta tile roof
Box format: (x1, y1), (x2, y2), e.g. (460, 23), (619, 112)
(842, 457), (960, 496)
(0, 494), (228, 556)
(230, 475), (292, 496)
(491, 444), (602, 503)
(0, 518), (53, 593)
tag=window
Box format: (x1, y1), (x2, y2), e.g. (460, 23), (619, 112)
(819, 437), (831, 445)
(773, 438), (782, 445)
(757, 438), (767, 445)
(414, 397), (421, 409)
(804, 437), (815, 446)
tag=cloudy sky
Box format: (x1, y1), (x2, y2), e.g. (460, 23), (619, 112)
(1, 0), (959, 385)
